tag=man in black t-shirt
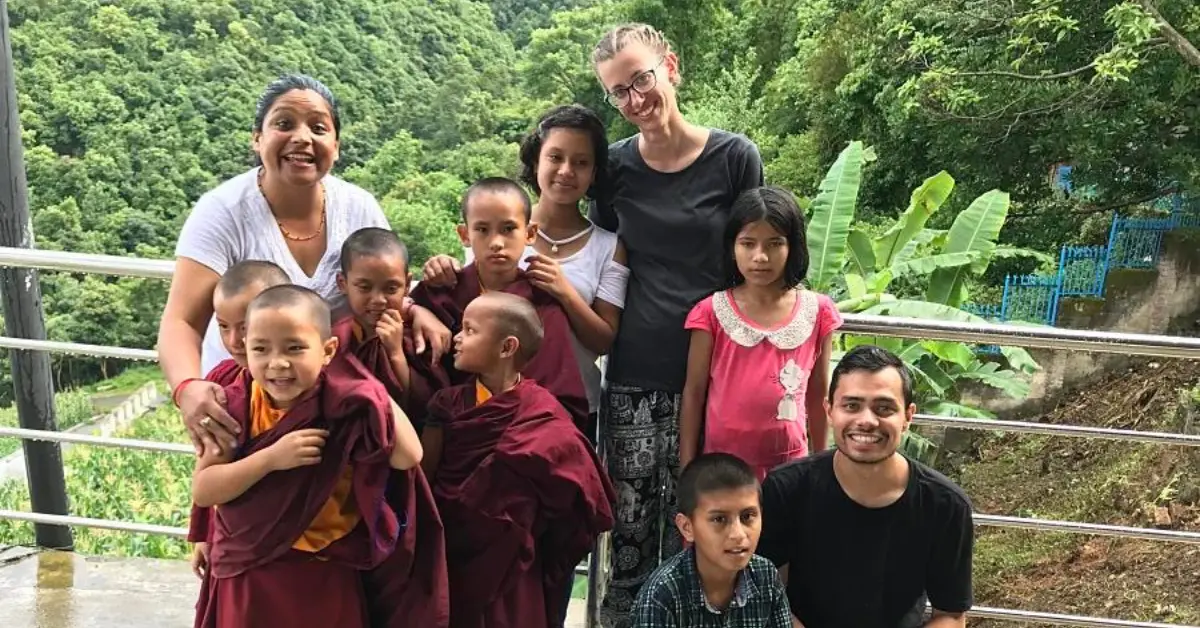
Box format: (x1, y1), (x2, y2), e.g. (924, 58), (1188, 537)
(757, 345), (974, 628)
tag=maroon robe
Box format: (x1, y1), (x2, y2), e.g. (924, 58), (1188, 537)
(428, 379), (615, 628)
(194, 357), (401, 628)
(360, 466), (451, 628)
(332, 315), (450, 431)
(410, 265), (589, 430)
(187, 359), (247, 545)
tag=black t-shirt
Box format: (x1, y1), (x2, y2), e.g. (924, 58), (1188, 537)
(758, 450), (974, 628)
(589, 129), (763, 392)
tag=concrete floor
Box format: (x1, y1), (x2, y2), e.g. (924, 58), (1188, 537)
(0, 547), (587, 627)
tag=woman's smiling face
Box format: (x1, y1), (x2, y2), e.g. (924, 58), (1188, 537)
(253, 89), (339, 187)
(595, 41), (679, 133)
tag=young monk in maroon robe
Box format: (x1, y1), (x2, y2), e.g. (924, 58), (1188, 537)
(333, 227), (453, 627)
(191, 285), (424, 628)
(409, 177), (589, 429)
(421, 291), (615, 628)
(334, 227), (449, 428)
(188, 260), (290, 582)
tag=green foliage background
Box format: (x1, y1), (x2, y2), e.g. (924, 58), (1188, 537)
(3, 0), (1197, 401)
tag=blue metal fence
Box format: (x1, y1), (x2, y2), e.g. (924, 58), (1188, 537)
(966, 191), (1198, 340)
(1001, 274), (1061, 325)
(1108, 215), (1171, 269)
(1057, 245), (1108, 297)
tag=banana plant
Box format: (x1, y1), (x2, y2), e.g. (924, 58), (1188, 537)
(805, 141), (1051, 458)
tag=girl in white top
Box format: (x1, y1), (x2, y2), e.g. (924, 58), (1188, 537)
(423, 105), (630, 425)
(159, 74), (450, 455)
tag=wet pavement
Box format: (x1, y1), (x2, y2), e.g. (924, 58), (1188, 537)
(0, 547), (197, 627)
(0, 547), (588, 627)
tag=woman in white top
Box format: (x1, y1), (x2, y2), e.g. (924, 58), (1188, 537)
(158, 74), (450, 455)
(422, 104), (630, 434)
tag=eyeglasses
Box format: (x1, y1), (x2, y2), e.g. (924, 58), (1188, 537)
(604, 58), (665, 108)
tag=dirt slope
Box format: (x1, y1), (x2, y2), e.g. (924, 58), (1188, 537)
(938, 358), (1200, 626)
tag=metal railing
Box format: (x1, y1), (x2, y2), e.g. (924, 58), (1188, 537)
(2, 247), (1200, 628)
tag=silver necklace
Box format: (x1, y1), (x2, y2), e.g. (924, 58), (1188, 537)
(537, 224), (594, 253)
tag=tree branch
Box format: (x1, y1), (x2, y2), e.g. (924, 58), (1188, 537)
(1008, 185), (1180, 219)
(1140, 0), (1200, 68)
(950, 63), (1097, 81)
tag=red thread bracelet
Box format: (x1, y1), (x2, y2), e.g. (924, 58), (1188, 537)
(172, 378), (203, 408)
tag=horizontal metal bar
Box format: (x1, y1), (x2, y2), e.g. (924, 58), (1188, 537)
(0, 246), (174, 279)
(8, 323), (1200, 365)
(976, 513), (1200, 544)
(0, 510), (187, 538)
(0, 427), (192, 454)
(913, 414), (1200, 447)
(0, 511), (1192, 628)
(0, 336), (158, 361)
(2, 247), (1199, 359)
(971, 605), (1196, 628)
(841, 313), (1200, 359)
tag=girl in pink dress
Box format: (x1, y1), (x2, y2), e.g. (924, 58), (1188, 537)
(680, 187), (842, 481)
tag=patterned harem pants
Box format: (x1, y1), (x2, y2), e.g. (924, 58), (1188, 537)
(597, 383), (683, 628)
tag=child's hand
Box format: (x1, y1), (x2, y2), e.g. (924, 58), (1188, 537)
(266, 429), (329, 471)
(197, 436), (234, 466)
(191, 542), (210, 579)
(376, 309), (407, 357)
(421, 255), (461, 288)
(525, 253), (572, 301)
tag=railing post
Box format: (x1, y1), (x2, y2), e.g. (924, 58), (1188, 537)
(0, 0), (73, 550)
(1097, 212), (1118, 296)
(999, 275), (1011, 322)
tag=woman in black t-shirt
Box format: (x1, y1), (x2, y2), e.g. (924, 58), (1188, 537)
(589, 23), (764, 628)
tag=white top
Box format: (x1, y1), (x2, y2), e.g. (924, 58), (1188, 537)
(174, 167), (389, 375)
(464, 225), (628, 412)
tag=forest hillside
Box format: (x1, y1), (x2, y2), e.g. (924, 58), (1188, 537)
(3, 0), (1197, 394)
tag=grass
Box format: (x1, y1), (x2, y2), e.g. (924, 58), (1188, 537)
(0, 404), (192, 559)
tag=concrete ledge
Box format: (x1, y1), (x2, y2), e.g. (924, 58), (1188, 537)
(0, 550), (589, 627)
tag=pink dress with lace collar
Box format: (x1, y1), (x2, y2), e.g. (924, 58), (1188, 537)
(685, 289), (843, 480)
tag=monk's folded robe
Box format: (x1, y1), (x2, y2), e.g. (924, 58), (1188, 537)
(429, 378), (615, 628)
(410, 264), (589, 430)
(332, 316), (450, 432)
(361, 466), (451, 628)
(194, 356), (402, 628)
(187, 359), (247, 546)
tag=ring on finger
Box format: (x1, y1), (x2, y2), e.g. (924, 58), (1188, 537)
(200, 417), (212, 428)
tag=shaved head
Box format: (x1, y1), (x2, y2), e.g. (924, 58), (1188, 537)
(340, 227), (410, 275)
(477, 292), (542, 366)
(461, 177), (532, 223)
(246, 285), (332, 339)
(217, 260), (290, 298)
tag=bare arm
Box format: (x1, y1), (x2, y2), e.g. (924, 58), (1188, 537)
(389, 353), (412, 403)
(805, 334), (834, 452)
(388, 399), (422, 470)
(419, 425), (444, 479)
(376, 310), (412, 403)
(679, 330), (714, 470)
(925, 611), (966, 628)
(191, 428), (327, 507)
(555, 284), (621, 355)
(159, 258), (238, 450)
(192, 448), (276, 508)
(158, 258), (219, 390)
